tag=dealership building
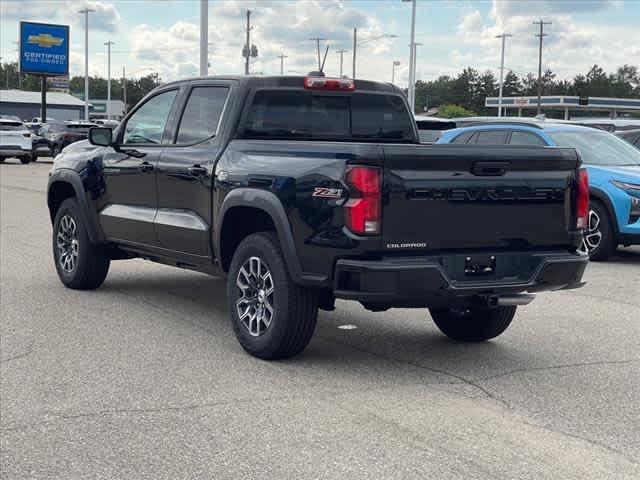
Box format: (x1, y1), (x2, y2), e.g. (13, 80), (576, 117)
(486, 95), (640, 119)
(0, 89), (86, 121)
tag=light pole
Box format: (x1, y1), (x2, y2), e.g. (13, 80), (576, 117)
(336, 49), (348, 77)
(403, 0), (417, 112)
(277, 54), (288, 75)
(495, 33), (512, 118)
(200, 0), (208, 76)
(105, 41), (114, 119)
(534, 19), (551, 115)
(79, 8), (94, 120)
(391, 60), (400, 84)
(352, 32), (397, 79)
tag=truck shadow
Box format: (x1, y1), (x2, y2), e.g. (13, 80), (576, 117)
(101, 267), (530, 382)
(608, 247), (640, 264)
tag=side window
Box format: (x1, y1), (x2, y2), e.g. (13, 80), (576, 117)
(509, 131), (546, 146)
(122, 89), (178, 145)
(451, 131), (475, 144)
(474, 130), (508, 145)
(176, 86), (229, 144)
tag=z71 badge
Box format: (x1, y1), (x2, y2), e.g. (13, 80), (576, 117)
(312, 187), (344, 199)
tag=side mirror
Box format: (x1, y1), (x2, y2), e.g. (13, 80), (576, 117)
(88, 127), (113, 147)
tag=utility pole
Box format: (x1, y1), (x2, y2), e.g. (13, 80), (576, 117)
(105, 41), (114, 119)
(352, 28), (357, 78)
(495, 33), (512, 118)
(200, 0), (208, 76)
(336, 49), (348, 77)
(533, 19), (551, 115)
(122, 66), (127, 114)
(406, 0), (417, 112)
(391, 60), (400, 84)
(309, 37), (327, 72)
(277, 54), (288, 75)
(79, 7), (94, 121)
(245, 10), (252, 75)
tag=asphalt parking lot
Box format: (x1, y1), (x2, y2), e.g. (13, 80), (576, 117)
(1, 158), (639, 479)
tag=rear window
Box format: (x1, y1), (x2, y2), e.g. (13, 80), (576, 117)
(243, 90), (414, 142)
(0, 121), (24, 131)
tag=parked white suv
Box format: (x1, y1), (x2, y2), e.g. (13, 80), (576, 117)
(0, 119), (34, 164)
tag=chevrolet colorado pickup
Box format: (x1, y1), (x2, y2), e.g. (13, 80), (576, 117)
(48, 75), (588, 359)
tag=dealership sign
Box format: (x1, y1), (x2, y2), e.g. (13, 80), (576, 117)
(19, 21), (69, 76)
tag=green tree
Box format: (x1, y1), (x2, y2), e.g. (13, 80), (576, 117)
(437, 104), (476, 118)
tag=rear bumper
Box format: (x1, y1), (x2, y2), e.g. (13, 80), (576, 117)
(333, 251), (588, 307)
(0, 147), (31, 157)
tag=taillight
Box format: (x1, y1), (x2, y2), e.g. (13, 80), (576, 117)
(576, 168), (589, 229)
(23, 133), (31, 138)
(345, 166), (381, 235)
(304, 77), (355, 91)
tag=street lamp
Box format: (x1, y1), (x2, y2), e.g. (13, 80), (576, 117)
(403, 0), (417, 112)
(78, 8), (95, 120)
(104, 41), (115, 119)
(495, 33), (513, 117)
(391, 60), (401, 84)
(351, 32), (397, 79)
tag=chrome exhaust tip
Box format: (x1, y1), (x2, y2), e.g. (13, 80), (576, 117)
(496, 294), (536, 306)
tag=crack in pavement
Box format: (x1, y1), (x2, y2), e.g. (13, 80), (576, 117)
(0, 342), (35, 365)
(475, 358), (640, 382)
(314, 334), (511, 409)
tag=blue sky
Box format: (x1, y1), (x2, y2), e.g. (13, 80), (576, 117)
(1, 0), (638, 86)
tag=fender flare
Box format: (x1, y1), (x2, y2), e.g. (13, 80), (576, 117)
(589, 187), (619, 234)
(216, 188), (327, 287)
(47, 169), (106, 244)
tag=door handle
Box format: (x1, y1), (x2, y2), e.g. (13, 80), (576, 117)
(138, 161), (154, 173)
(188, 165), (208, 176)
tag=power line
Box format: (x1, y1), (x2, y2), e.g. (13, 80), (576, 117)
(533, 19), (552, 115)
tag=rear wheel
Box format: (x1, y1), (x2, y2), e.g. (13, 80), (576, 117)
(580, 201), (616, 261)
(429, 306), (517, 342)
(227, 232), (318, 360)
(53, 198), (110, 290)
(20, 155), (31, 164)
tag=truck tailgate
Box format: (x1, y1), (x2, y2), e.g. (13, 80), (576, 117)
(381, 145), (581, 251)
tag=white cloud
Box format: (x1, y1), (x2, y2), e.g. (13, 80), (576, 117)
(1, 0), (121, 33)
(127, 0), (397, 82)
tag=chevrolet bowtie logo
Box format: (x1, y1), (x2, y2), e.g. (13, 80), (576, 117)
(27, 33), (64, 48)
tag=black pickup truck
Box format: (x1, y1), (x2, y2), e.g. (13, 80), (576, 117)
(47, 75), (588, 359)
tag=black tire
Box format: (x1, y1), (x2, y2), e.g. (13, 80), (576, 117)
(585, 201), (616, 261)
(430, 306), (517, 342)
(52, 145), (61, 157)
(52, 198), (110, 290)
(20, 155), (31, 164)
(31, 152), (38, 163)
(227, 231), (318, 360)
(0, 157), (4, 163)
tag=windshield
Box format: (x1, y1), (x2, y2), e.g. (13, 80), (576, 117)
(549, 131), (640, 167)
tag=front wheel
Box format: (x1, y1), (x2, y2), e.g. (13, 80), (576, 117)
(227, 232), (318, 360)
(580, 201), (616, 261)
(53, 198), (110, 290)
(429, 306), (517, 342)
(20, 155), (31, 164)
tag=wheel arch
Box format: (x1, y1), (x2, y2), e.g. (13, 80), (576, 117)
(47, 169), (105, 244)
(216, 188), (325, 286)
(589, 187), (619, 234)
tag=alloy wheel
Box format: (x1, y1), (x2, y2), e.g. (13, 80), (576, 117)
(56, 214), (79, 273)
(235, 256), (275, 337)
(579, 209), (602, 255)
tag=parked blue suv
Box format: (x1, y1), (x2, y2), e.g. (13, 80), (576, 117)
(437, 122), (640, 260)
